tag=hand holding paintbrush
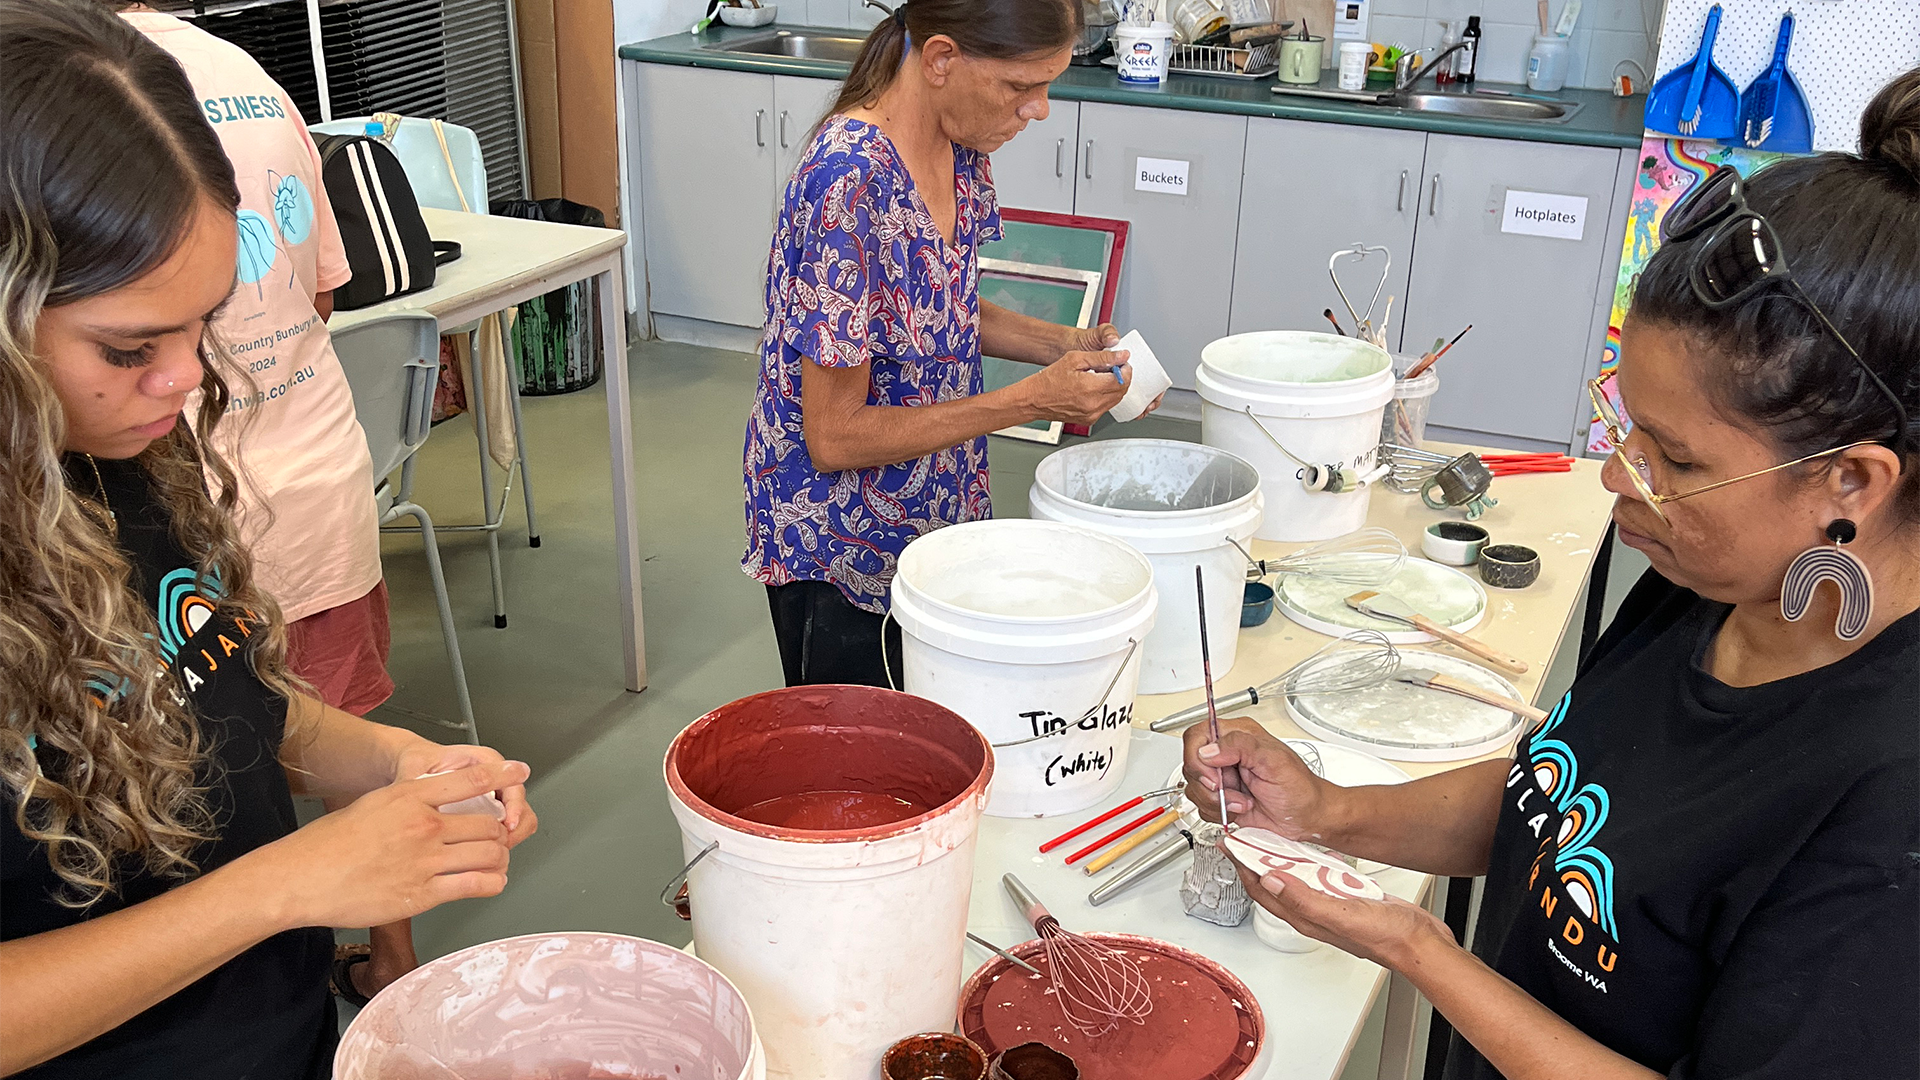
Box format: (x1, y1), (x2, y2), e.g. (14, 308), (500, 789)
(1194, 566), (1242, 831)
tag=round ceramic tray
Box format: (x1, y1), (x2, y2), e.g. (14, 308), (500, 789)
(1167, 739), (1410, 873)
(1275, 557), (1486, 643)
(1287, 650), (1526, 762)
(959, 932), (1263, 1080)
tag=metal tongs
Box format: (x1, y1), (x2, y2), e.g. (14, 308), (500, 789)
(1329, 243), (1393, 346)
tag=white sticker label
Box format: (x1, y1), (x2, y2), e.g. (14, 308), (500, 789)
(1501, 189), (1589, 240)
(1134, 156), (1190, 196)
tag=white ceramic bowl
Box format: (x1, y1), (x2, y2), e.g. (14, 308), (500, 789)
(1421, 521), (1490, 566)
(718, 4), (778, 27)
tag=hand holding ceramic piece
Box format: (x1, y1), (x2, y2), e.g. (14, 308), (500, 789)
(1221, 827), (1384, 901)
(418, 770), (507, 820)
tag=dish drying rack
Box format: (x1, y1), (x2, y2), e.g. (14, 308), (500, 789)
(1171, 40), (1278, 79)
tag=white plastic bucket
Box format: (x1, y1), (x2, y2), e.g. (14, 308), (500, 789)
(665, 686), (993, 1080)
(890, 519), (1157, 818)
(334, 932), (765, 1080)
(1028, 439), (1263, 694)
(1197, 331), (1394, 542)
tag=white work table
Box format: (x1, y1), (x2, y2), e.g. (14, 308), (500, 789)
(968, 449), (1617, 1080)
(330, 208), (648, 692)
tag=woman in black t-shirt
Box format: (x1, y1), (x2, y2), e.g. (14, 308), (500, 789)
(0, 5), (537, 1077)
(1185, 70), (1920, 1080)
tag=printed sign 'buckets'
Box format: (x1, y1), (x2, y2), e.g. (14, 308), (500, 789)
(1197, 332), (1394, 542)
(333, 932), (765, 1080)
(664, 686), (993, 1080)
(1028, 440), (1263, 694)
(891, 519), (1158, 818)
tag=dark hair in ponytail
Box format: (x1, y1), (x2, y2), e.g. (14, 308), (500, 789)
(1630, 64), (1920, 524)
(827, 0), (1082, 119)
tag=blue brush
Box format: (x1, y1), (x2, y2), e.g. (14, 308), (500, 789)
(1742, 14), (1813, 153)
(1646, 5), (1740, 140)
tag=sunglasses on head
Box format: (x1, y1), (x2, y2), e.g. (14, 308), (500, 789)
(1660, 167), (1911, 449)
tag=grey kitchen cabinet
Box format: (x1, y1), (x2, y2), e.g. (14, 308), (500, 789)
(986, 102), (1081, 215)
(635, 65), (778, 327)
(773, 74), (844, 191)
(1229, 118), (1427, 346)
(1072, 102), (1248, 391)
(1396, 134), (1625, 445)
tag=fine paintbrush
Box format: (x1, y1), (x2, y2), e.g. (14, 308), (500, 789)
(1194, 566), (1240, 831)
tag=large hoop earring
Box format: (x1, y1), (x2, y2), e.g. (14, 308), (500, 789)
(1781, 519), (1875, 641)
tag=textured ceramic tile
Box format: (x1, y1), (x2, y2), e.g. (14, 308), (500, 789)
(1471, 19), (1534, 83)
(1369, 0), (1428, 19)
(1479, 0), (1544, 29)
(1582, 0), (1657, 34)
(1580, 27), (1652, 89)
(1369, 13), (1430, 49)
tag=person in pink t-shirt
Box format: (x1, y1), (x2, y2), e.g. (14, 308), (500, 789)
(115, 2), (414, 1005)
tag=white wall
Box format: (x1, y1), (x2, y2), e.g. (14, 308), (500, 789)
(1368, 0), (1662, 91)
(613, 0), (712, 47)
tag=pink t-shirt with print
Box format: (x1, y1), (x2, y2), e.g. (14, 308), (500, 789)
(127, 11), (381, 624)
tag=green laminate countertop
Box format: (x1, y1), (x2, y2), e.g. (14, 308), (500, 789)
(620, 24), (1647, 150)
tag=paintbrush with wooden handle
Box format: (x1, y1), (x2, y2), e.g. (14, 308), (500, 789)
(1345, 589), (1530, 675)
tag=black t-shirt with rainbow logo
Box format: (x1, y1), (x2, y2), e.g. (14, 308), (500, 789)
(1448, 569), (1917, 1078)
(1, 455), (333, 1079)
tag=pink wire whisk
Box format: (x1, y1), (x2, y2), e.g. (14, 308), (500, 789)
(1002, 874), (1153, 1036)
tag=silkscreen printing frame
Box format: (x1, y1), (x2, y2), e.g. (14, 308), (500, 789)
(977, 259), (1102, 445)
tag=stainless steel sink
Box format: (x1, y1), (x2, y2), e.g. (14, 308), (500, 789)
(705, 30), (867, 64)
(1390, 92), (1582, 123)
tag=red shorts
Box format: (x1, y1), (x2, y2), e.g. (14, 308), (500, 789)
(286, 581), (395, 716)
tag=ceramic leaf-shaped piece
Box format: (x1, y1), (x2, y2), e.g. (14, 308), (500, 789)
(1222, 827), (1385, 901)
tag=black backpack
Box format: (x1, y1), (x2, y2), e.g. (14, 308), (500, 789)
(314, 133), (457, 310)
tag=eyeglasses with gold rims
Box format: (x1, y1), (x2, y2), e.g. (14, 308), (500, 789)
(1587, 369), (1879, 527)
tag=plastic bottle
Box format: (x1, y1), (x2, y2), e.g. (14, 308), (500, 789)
(1526, 33), (1570, 92)
(1434, 19), (1458, 85)
(1457, 15), (1480, 86)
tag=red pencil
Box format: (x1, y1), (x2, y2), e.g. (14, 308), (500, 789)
(1066, 807), (1169, 865)
(1039, 795), (1145, 853)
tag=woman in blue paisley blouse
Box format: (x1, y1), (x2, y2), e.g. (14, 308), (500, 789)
(744, 0), (1155, 687)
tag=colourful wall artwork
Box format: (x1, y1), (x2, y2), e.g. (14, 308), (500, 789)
(1590, 137), (1788, 452)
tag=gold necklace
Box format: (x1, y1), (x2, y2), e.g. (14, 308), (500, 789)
(82, 453), (114, 524)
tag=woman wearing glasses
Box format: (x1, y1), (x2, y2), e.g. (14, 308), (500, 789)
(1185, 69), (1919, 1079)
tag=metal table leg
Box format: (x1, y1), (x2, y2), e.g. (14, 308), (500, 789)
(598, 263), (647, 693)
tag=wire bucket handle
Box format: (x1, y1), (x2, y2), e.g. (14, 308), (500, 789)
(659, 840), (720, 921)
(991, 638), (1141, 749)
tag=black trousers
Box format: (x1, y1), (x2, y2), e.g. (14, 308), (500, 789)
(766, 580), (904, 688)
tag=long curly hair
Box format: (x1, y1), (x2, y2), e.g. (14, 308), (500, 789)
(1, 0), (300, 906)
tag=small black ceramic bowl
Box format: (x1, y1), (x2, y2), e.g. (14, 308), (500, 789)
(1242, 581), (1276, 626)
(1478, 544), (1541, 589)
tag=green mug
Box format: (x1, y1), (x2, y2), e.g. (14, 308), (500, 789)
(1278, 35), (1325, 84)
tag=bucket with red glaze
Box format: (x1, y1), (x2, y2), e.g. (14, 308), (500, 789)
(664, 685), (995, 1080)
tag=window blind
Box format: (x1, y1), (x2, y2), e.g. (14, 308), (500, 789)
(161, 0), (527, 200)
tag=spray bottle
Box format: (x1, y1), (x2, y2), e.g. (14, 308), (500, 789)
(1434, 19), (1458, 84)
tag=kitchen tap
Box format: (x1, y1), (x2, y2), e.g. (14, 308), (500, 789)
(863, 0), (895, 13)
(1394, 40), (1473, 92)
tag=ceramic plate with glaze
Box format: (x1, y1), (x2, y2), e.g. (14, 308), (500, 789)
(1287, 650), (1526, 762)
(1275, 557), (1487, 642)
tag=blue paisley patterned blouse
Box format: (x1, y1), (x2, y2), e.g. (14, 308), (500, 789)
(742, 116), (1002, 613)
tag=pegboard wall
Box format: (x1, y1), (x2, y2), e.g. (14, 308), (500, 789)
(1652, 1), (1920, 153)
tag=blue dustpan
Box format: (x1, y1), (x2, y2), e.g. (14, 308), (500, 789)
(1646, 4), (1740, 140)
(1742, 14), (1813, 152)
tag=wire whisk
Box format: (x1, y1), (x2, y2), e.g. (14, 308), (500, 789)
(1236, 527), (1407, 587)
(1003, 874), (1154, 1037)
(1379, 444), (1456, 494)
(1150, 631), (1403, 732)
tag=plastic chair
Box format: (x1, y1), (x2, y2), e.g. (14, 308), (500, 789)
(313, 116), (540, 632)
(311, 115), (488, 212)
(331, 312), (479, 742)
